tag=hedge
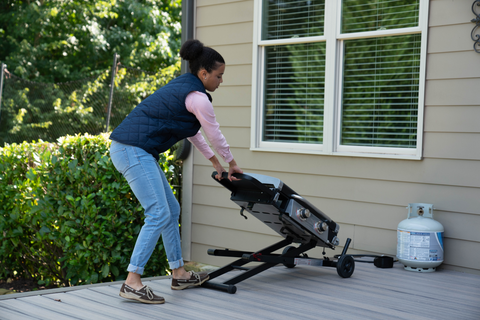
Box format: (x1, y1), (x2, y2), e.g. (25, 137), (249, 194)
(0, 133), (179, 287)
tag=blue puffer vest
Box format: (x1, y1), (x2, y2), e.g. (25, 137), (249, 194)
(110, 73), (210, 161)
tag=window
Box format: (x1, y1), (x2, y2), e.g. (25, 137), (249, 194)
(252, 0), (429, 159)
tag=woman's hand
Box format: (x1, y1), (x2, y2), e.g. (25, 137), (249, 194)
(210, 155), (226, 180)
(213, 163), (227, 180)
(227, 159), (243, 181)
(209, 156), (242, 181)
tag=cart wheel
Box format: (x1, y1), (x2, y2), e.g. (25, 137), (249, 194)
(282, 246), (297, 268)
(336, 255), (355, 278)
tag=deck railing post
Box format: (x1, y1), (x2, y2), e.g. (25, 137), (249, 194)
(105, 53), (119, 132)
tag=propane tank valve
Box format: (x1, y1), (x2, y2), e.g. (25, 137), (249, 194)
(417, 206), (424, 216)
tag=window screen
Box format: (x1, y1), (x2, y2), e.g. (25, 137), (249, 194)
(341, 0), (420, 33)
(340, 34), (421, 148)
(262, 0), (325, 40)
(263, 43), (326, 143)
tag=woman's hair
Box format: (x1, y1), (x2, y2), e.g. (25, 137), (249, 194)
(180, 39), (225, 75)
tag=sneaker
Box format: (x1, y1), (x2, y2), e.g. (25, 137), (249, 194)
(171, 271), (209, 290)
(119, 283), (165, 304)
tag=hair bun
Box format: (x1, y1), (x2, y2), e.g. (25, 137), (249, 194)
(180, 39), (204, 62)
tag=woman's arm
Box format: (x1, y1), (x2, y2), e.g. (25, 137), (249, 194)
(186, 91), (242, 180)
(186, 91), (233, 162)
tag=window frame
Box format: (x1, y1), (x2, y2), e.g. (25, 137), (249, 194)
(251, 0), (430, 160)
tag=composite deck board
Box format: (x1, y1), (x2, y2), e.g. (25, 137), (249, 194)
(145, 282), (249, 319)
(250, 267), (473, 319)
(18, 295), (112, 320)
(40, 292), (140, 320)
(68, 288), (179, 318)
(309, 265), (477, 315)
(0, 308), (38, 320)
(229, 268), (433, 320)
(158, 280), (324, 319)
(267, 267), (478, 311)
(0, 298), (79, 320)
(1, 263), (479, 320)
(87, 286), (181, 318)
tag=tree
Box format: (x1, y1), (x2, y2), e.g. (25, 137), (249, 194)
(0, 0), (183, 145)
(0, 0), (182, 82)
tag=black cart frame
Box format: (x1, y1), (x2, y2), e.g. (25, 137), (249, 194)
(201, 172), (355, 294)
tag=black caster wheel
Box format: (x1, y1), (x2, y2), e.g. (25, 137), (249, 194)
(336, 255), (355, 278)
(282, 246), (297, 268)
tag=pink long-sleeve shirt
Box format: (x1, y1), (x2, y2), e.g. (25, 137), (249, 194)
(186, 91), (234, 163)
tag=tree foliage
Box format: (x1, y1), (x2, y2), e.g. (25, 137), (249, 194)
(0, 62), (181, 145)
(0, 0), (182, 82)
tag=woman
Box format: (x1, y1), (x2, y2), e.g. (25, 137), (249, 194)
(109, 39), (242, 304)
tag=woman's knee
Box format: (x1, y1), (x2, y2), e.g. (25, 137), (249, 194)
(144, 204), (171, 225)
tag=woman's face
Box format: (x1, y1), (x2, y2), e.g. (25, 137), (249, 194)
(200, 63), (225, 92)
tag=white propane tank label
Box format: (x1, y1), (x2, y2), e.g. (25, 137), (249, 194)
(397, 230), (444, 262)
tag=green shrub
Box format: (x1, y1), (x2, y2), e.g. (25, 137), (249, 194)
(0, 141), (46, 282)
(0, 133), (178, 287)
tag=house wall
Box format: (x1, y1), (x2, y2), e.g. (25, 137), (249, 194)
(186, 0), (480, 274)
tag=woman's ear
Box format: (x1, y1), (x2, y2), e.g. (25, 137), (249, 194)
(198, 68), (207, 80)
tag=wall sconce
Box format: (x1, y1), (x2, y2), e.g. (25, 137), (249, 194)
(472, 0), (480, 52)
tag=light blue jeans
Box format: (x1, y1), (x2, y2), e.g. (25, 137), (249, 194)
(110, 140), (183, 274)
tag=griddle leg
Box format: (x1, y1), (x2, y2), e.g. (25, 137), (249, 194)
(226, 240), (317, 285)
(341, 238), (352, 256)
(202, 237), (294, 293)
(201, 281), (237, 294)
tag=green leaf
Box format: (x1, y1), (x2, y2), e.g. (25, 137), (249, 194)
(39, 226), (51, 236)
(101, 264), (110, 278)
(111, 265), (119, 277)
(30, 206), (42, 214)
(90, 272), (99, 284)
(26, 168), (36, 180)
(68, 159), (78, 171)
(11, 238), (19, 247)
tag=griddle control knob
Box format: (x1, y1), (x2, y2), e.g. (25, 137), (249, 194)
(296, 208), (311, 220)
(332, 236), (340, 246)
(314, 221), (328, 234)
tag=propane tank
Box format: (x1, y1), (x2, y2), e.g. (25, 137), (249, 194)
(397, 203), (444, 272)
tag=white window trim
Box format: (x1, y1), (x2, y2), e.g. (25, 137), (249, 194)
(250, 0), (429, 160)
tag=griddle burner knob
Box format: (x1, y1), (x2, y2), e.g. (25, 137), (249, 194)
(296, 208), (311, 220)
(332, 236), (340, 246)
(314, 221), (328, 234)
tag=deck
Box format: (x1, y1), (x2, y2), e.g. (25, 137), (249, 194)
(0, 262), (479, 320)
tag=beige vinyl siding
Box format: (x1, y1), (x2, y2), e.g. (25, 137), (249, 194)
(188, 0), (255, 264)
(189, 0), (480, 275)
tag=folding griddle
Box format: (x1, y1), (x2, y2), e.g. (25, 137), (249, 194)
(202, 172), (355, 294)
